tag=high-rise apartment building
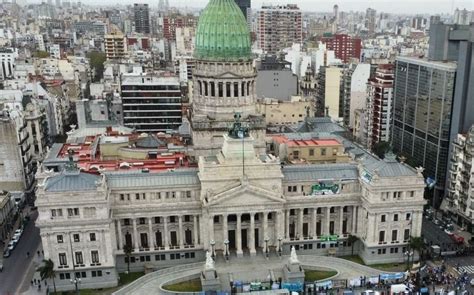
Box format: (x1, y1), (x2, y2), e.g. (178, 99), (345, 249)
(104, 32), (127, 60)
(0, 48), (17, 81)
(365, 8), (376, 35)
(120, 75), (183, 132)
(366, 64), (394, 148)
(321, 34), (362, 63)
(453, 8), (473, 25)
(445, 125), (474, 233)
(234, 0), (250, 21)
(257, 4), (302, 54)
(163, 14), (197, 40)
(316, 66), (342, 120)
(134, 3), (150, 34)
(391, 57), (457, 198)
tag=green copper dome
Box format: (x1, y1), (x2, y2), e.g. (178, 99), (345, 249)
(195, 0), (251, 61)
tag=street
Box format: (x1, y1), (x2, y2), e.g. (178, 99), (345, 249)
(422, 216), (460, 252)
(0, 210), (41, 294)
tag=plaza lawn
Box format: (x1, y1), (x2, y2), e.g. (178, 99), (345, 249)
(304, 270), (337, 281)
(163, 279), (202, 292)
(341, 255), (405, 272)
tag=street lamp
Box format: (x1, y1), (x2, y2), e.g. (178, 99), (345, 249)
(70, 277), (81, 294)
(264, 236), (270, 258)
(278, 237), (282, 257)
(224, 239), (229, 261)
(210, 240), (216, 259)
(405, 251), (413, 271)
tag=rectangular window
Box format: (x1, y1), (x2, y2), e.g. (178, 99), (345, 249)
(90, 233), (96, 241)
(57, 235), (63, 243)
(155, 217), (161, 224)
(155, 254), (166, 261)
(139, 218), (146, 225)
(309, 149), (314, 156)
(73, 234), (80, 242)
(381, 215), (386, 222)
(406, 213), (411, 221)
(120, 194), (125, 200)
(74, 208), (79, 216)
(91, 250), (99, 264)
(392, 230), (397, 242)
(186, 191), (192, 198)
(59, 253), (67, 266)
(321, 148), (326, 156)
(394, 214), (399, 222)
(74, 252), (83, 265)
(379, 231), (385, 243)
(170, 216), (176, 223)
(293, 150), (299, 159)
(51, 209), (56, 217)
(404, 229), (410, 241)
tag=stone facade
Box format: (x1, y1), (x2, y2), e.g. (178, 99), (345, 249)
(35, 134), (425, 291)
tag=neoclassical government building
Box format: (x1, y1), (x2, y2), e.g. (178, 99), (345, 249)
(35, 0), (426, 291)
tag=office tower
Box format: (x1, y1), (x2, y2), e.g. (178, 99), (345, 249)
(257, 4), (302, 54)
(366, 8), (376, 35)
(317, 66), (342, 120)
(234, 0), (250, 21)
(391, 56), (457, 199)
(134, 3), (150, 34)
(120, 75), (183, 132)
(321, 34), (362, 63)
(333, 4), (339, 25)
(366, 64), (394, 148)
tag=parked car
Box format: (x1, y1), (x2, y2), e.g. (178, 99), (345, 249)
(0, 263), (3, 271)
(433, 219), (441, 225)
(3, 249), (10, 258)
(7, 243), (15, 251)
(470, 278), (474, 286)
(451, 234), (465, 244)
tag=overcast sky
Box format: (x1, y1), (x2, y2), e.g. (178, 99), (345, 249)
(120, 0), (472, 14)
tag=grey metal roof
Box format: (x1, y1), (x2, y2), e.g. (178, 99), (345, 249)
(283, 163), (359, 182)
(136, 134), (165, 148)
(45, 171), (100, 192)
(105, 168), (200, 189)
(364, 156), (416, 177)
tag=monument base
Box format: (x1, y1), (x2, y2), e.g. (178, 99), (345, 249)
(282, 263), (305, 284)
(201, 269), (221, 292)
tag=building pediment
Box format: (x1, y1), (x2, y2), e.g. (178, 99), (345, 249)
(214, 71), (242, 79)
(205, 183), (285, 208)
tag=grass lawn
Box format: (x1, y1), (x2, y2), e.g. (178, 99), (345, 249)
(163, 279), (202, 292)
(341, 255), (405, 272)
(304, 270), (338, 281)
(50, 272), (146, 295)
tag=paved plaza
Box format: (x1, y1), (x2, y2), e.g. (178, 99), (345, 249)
(114, 254), (388, 295)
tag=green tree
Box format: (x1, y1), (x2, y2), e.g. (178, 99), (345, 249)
(33, 51), (50, 58)
(37, 259), (56, 293)
(123, 244), (133, 273)
(408, 237), (424, 269)
(86, 51), (106, 82)
(347, 234), (358, 256)
(372, 141), (391, 159)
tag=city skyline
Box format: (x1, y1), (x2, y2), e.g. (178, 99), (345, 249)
(29, 0), (473, 14)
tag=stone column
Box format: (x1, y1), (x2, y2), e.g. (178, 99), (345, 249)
(298, 209), (304, 240)
(117, 219), (123, 250)
(214, 81), (218, 99)
(311, 208), (317, 238)
(277, 211), (284, 245)
(148, 217), (154, 249)
(263, 212), (268, 242)
(223, 82), (227, 99)
(339, 207), (344, 235)
(352, 206), (357, 234)
(249, 213), (256, 255)
(285, 210), (290, 239)
(209, 215), (215, 245)
(236, 214), (243, 256)
(193, 215), (199, 246)
(178, 215), (184, 248)
(325, 207), (331, 235)
(230, 82), (235, 98)
(164, 216), (169, 250)
(222, 214), (228, 248)
(132, 218), (139, 251)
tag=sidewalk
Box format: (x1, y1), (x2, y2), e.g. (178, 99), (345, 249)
(20, 244), (47, 295)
